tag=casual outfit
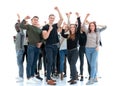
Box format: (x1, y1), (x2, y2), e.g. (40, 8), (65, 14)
(84, 25), (100, 85)
(15, 21), (25, 82)
(20, 20), (43, 83)
(87, 25), (107, 80)
(61, 17), (81, 84)
(22, 30), (28, 62)
(42, 23), (59, 85)
(78, 31), (87, 81)
(59, 34), (68, 80)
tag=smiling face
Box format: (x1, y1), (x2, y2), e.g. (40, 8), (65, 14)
(88, 22), (97, 32)
(31, 16), (39, 26)
(70, 24), (76, 34)
(48, 14), (55, 24)
(90, 23), (95, 31)
(15, 23), (20, 32)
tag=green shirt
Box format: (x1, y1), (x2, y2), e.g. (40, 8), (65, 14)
(20, 20), (43, 46)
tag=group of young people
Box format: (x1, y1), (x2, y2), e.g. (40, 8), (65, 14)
(14, 6), (107, 85)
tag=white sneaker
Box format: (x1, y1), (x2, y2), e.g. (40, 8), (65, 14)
(32, 77), (41, 82)
(26, 78), (37, 84)
(16, 77), (21, 79)
(86, 78), (94, 85)
(16, 77), (23, 82)
(93, 78), (98, 82)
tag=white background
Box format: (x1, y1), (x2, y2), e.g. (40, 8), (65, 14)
(0, 0), (120, 85)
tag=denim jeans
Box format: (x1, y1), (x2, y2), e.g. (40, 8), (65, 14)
(67, 48), (78, 80)
(85, 47), (98, 79)
(45, 45), (58, 80)
(26, 45), (40, 78)
(16, 49), (24, 78)
(38, 44), (46, 72)
(79, 46), (85, 75)
(59, 49), (67, 73)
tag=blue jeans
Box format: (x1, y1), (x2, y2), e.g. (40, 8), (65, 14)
(26, 45), (40, 78)
(59, 49), (67, 73)
(67, 48), (78, 80)
(85, 47), (98, 79)
(79, 46), (85, 75)
(16, 49), (24, 78)
(45, 45), (58, 80)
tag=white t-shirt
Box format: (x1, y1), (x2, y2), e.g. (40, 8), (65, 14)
(23, 30), (28, 45)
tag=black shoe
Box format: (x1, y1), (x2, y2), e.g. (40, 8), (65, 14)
(80, 77), (83, 81)
(36, 75), (43, 81)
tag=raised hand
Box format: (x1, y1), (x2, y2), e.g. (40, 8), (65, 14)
(54, 6), (63, 28)
(86, 13), (90, 17)
(66, 12), (72, 18)
(83, 13), (90, 25)
(66, 13), (68, 15)
(85, 20), (89, 24)
(62, 22), (67, 29)
(25, 16), (30, 20)
(44, 21), (47, 25)
(63, 22), (66, 25)
(49, 24), (53, 32)
(17, 13), (20, 20)
(69, 12), (72, 15)
(75, 12), (79, 17)
(54, 6), (59, 11)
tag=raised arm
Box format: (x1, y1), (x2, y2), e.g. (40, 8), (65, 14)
(20, 16), (30, 29)
(85, 19), (107, 32)
(82, 13), (90, 25)
(97, 25), (107, 32)
(54, 6), (63, 28)
(17, 13), (20, 23)
(75, 12), (81, 32)
(82, 13), (90, 33)
(66, 12), (72, 28)
(15, 13), (23, 34)
(15, 14), (20, 31)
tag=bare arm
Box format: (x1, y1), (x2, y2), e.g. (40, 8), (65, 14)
(15, 13), (23, 33)
(81, 13), (90, 33)
(17, 13), (20, 23)
(66, 12), (72, 28)
(42, 25), (53, 39)
(82, 13), (90, 25)
(54, 6), (63, 28)
(15, 13), (21, 29)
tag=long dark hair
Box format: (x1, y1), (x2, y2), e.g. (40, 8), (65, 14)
(88, 22), (97, 33)
(68, 24), (76, 40)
